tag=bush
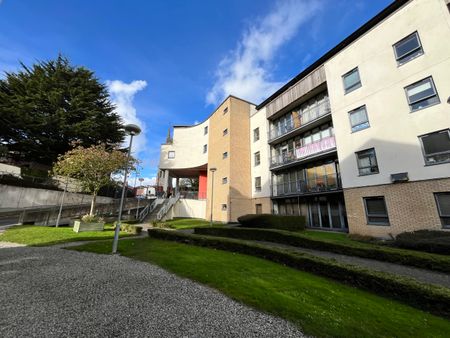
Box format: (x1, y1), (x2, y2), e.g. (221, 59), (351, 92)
(194, 227), (450, 274)
(237, 214), (305, 231)
(148, 229), (450, 319)
(118, 223), (142, 235)
(394, 230), (450, 255)
(81, 214), (104, 223)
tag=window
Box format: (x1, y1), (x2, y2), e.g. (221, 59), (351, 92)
(342, 67), (361, 94)
(204, 126), (208, 135)
(223, 151), (228, 159)
(254, 151), (260, 166)
(203, 144), (207, 153)
(253, 127), (260, 142)
(223, 107), (228, 114)
(393, 32), (423, 65)
(221, 204), (227, 211)
(405, 77), (440, 112)
(349, 106), (370, 132)
(222, 177), (228, 184)
(435, 193), (450, 228)
(255, 176), (262, 192)
(223, 128), (228, 136)
(356, 148), (379, 175)
(419, 130), (450, 165)
(168, 151), (175, 159)
(364, 197), (389, 225)
(255, 204), (262, 214)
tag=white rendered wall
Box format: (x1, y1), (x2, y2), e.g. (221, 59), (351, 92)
(250, 106), (271, 198)
(325, 0), (450, 189)
(163, 199), (207, 220)
(159, 120), (209, 170)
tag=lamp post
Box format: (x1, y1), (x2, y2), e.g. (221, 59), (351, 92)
(209, 167), (216, 227)
(135, 177), (144, 219)
(55, 176), (69, 228)
(112, 123), (141, 254)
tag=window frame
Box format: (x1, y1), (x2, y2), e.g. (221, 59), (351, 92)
(254, 127), (260, 142)
(255, 176), (262, 192)
(363, 196), (390, 226)
(168, 151), (175, 159)
(204, 126), (208, 135)
(222, 177), (228, 184)
(223, 107), (228, 114)
(203, 144), (207, 153)
(254, 151), (261, 166)
(223, 151), (228, 159)
(393, 31), (424, 66)
(342, 67), (362, 94)
(356, 148), (379, 176)
(223, 128), (228, 136)
(419, 129), (450, 166)
(348, 105), (370, 133)
(404, 76), (440, 112)
(434, 193), (450, 228)
(221, 204), (227, 211)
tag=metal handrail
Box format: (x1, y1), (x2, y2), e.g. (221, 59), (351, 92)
(272, 173), (341, 196)
(138, 199), (158, 222)
(156, 193), (180, 221)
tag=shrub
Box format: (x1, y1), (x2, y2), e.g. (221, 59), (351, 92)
(117, 222), (142, 235)
(237, 214), (305, 231)
(81, 214), (104, 223)
(194, 227), (450, 274)
(148, 229), (450, 319)
(394, 230), (450, 255)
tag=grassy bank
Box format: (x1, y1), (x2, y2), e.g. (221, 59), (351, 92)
(0, 224), (133, 246)
(70, 238), (450, 338)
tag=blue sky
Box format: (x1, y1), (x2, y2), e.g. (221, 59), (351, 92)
(0, 0), (391, 185)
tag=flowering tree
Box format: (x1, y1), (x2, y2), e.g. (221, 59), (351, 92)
(53, 144), (134, 216)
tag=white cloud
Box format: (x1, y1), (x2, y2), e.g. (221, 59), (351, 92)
(106, 80), (147, 155)
(206, 0), (323, 105)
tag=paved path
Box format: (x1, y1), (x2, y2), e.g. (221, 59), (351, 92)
(254, 241), (450, 288)
(0, 245), (305, 338)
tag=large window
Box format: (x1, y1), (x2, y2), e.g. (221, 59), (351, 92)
(419, 130), (450, 165)
(393, 32), (423, 65)
(364, 197), (389, 225)
(405, 77), (440, 112)
(435, 193), (450, 228)
(342, 67), (361, 94)
(253, 127), (260, 142)
(255, 177), (262, 192)
(349, 106), (369, 132)
(356, 148), (379, 175)
(254, 151), (260, 166)
(168, 151), (175, 159)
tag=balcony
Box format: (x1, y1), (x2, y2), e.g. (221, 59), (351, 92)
(272, 173), (342, 197)
(268, 99), (331, 143)
(270, 136), (337, 170)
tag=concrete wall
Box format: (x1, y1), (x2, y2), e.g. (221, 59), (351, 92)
(0, 163), (21, 176)
(325, 0), (450, 189)
(0, 185), (112, 209)
(165, 199), (207, 220)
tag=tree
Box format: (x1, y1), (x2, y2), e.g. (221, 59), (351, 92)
(53, 144), (132, 216)
(0, 55), (124, 164)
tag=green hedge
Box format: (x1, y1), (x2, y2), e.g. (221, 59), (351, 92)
(394, 230), (450, 255)
(148, 229), (450, 319)
(237, 214), (305, 231)
(194, 227), (450, 274)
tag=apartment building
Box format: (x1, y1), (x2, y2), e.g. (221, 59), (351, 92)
(158, 0), (450, 237)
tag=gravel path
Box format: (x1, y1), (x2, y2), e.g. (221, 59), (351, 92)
(255, 241), (450, 288)
(0, 246), (305, 338)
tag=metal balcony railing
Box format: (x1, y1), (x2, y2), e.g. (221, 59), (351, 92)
(270, 135), (336, 169)
(272, 173), (341, 197)
(268, 99), (331, 141)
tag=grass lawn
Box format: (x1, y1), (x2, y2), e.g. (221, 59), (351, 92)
(70, 238), (450, 338)
(164, 218), (223, 230)
(0, 224), (134, 246)
(302, 230), (357, 243)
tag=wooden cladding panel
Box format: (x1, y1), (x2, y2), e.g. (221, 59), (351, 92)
(266, 66), (326, 118)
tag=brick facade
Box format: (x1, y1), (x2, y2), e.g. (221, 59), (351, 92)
(344, 178), (450, 238)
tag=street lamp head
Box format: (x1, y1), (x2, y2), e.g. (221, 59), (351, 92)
(124, 124), (141, 136)
(209, 167), (217, 172)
